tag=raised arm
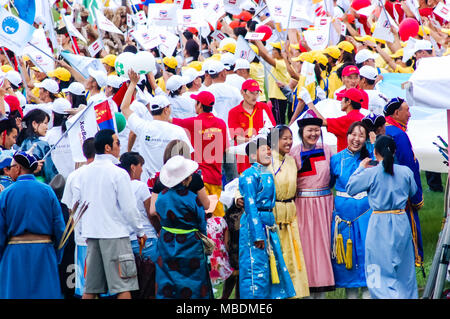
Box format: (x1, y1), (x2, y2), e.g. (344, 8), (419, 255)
(120, 70), (139, 120)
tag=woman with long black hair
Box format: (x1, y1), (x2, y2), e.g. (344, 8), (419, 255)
(346, 135), (419, 299)
(17, 109), (58, 183)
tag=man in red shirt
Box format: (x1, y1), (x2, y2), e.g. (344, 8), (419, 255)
(228, 79), (276, 174)
(171, 91), (229, 216)
(308, 87), (365, 152)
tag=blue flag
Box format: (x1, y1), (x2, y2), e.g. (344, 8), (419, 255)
(14, 0), (36, 25)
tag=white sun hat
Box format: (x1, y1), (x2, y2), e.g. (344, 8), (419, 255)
(159, 155), (199, 188)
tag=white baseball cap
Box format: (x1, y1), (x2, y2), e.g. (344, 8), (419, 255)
(106, 75), (126, 89)
(6, 71), (22, 87)
(206, 60), (226, 75)
(62, 82), (86, 96)
(414, 39), (433, 52)
(88, 67), (107, 88)
(52, 97), (71, 114)
(35, 78), (59, 94)
(150, 95), (170, 111)
(359, 65), (378, 81)
(355, 49), (376, 64)
(182, 67), (200, 83)
(166, 75), (190, 92)
(221, 52), (236, 70)
(234, 58), (251, 71)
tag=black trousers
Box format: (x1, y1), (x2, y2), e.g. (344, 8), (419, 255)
(270, 98), (290, 125)
(425, 171), (443, 192)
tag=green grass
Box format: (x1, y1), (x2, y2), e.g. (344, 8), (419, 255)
(214, 172), (449, 299)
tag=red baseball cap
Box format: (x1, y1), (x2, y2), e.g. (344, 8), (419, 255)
(233, 11), (253, 22)
(191, 91), (215, 107)
(241, 79), (261, 92)
(4, 95), (23, 118)
(342, 65), (360, 77)
(336, 88), (364, 104)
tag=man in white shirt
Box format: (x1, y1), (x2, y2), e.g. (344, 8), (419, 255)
(120, 70), (193, 184)
(165, 75), (196, 119)
(77, 129), (146, 299)
(359, 65), (388, 115)
(206, 60), (242, 125)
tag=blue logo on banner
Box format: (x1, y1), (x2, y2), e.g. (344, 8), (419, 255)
(2, 16), (19, 34)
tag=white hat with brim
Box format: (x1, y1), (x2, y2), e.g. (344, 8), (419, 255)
(6, 71), (22, 87)
(414, 39), (433, 52)
(359, 65), (378, 81)
(182, 68), (200, 83)
(62, 82), (86, 96)
(234, 58), (251, 71)
(355, 49), (376, 64)
(159, 155), (199, 188)
(88, 67), (107, 88)
(206, 60), (226, 75)
(52, 97), (72, 114)
(166, 75), (190, 92)
(221, 53), (236, 70)
(150, 95), (170, 112)
(107, 75), (127, 89)
(35, 79), (59, 94)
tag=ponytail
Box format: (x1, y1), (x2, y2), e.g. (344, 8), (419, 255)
(375, 135), (396, 176)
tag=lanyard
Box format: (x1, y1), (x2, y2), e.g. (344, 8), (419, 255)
(271, 156), (286, 176)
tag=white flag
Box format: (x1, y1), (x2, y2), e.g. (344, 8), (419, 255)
(301, 61), (316, 86)
(147, 4), (179, 28)
(21, 28), (55, 73)
(234, 35), (256, 62)
(88, 38), (103, 57)
(60, 51), (107, 78)
(0, 8), (35, 55)
(158, 30), (180, 57)
(433, 2), (450, 22)
(192, 0), (225, 28)
(94, 8), (123, 35)
(62, 14), (88, 44)
(177, 9), (209, 29)
(130, 26), (162, 51)
(406, 0), (421, 21)
(266, 0), (292, 29)
(135, 11), (147, 25)
(372, 8), (394, 43)
(223, 0), (243, 15)
(66, 104), (99, 162)
(303, 17), (330, 51)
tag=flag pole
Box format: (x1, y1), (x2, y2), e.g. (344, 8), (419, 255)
(41, 101), (95, 161)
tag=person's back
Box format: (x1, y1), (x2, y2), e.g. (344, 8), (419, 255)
(207, 82), (242, 124)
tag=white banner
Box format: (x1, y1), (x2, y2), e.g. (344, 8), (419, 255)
(147, 3), (179, 28)
(433, 2), (450, 22)
(210, 30), (228, 42)
(245, 32), (265, 41)
(177, 9), (209, 29)
(21, 28), (55, 73)
(372, 7), (394, 43)
(234, 35), (256, 62)
(158, 30), (180, 57)
(88, 38), (103, 57)
(94, 8), (123, 35)
(0, 8), (35, 55)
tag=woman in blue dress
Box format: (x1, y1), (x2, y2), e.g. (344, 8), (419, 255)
(330, 121), (372, 299)
(239, 138), (295, 299)
(346, 135), (418, 299)
(155, 155), (212, 299)
(17, 109), (58, 183)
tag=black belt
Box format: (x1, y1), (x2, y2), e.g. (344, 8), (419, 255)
(276, 197), (295, 203)
(259, 208), (273, 212)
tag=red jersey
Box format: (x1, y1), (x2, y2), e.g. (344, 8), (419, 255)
(173, 112), (229, 186)
(228, 101), (276, 174)
(327, 109), (364, 152)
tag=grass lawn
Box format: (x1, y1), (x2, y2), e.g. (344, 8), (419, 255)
(213, 172), (449, 299)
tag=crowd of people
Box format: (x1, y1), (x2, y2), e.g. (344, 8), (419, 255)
(0, 0), (447, 300)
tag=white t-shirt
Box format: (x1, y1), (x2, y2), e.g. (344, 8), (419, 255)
(207, 82), (242, 125)
(226, 73), (246, 92)
(61, 163), (90, 246)
(43, 126), (75, 179)
(168, 95), (196, 119)
(127, 113), (194, 183)
(126, 101), (153, 153)
(129, 179), (155, 240)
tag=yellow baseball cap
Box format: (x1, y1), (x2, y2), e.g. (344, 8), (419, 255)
(313, 52), (328, 66)
(101, 54), (117, 67)
(163, 56), (178, 69)
(1, 65), (13, 73)
(270, 41), (285, 50)
(337, 40), (354, 53)
(324, 46), (340, 59)
(417, 26), (431, 37)
(218, 42), (236, 54)
(187, 61), (203, 72)
(390, 48), (404, 59)
(249, 44), (259, 56)
(441, 28), (450, 36)
(47, 67), (71, 82)
(292, 51), (314, 63)
(210, 53), (222, 61)
(23, 55), (30, 62)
